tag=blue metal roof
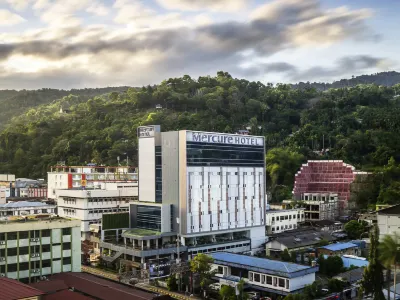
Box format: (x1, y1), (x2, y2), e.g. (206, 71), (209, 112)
(0, 201), (50, 208)
(319, 242), (358, 251)
(210, 252), (318, 279)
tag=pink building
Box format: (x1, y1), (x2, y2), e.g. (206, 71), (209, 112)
(292, 160), (363, 212)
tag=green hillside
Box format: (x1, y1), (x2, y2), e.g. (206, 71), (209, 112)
(1, 71), (400, 207)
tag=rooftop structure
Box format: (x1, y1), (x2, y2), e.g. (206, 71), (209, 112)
(47, 165), (138, 199)
(265, 208), (305, 234)
(0, 277), (44, 300)
(333, 267), (365, 284)
(0, 201), (55, 217)
(292, 160), (363, 214)
(319, 242), (358, 252)
(340, 255), (369, 268)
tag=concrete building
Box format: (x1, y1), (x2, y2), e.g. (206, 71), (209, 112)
(265, 209), (305, 234)
(210, 252), (318, 297)
(0, 201), (56, 217)
(47, 165), (138, 199)
(292, 160), (369, 215)
(100, 125), (267, 265)
(0, 215), (81, 283)
(317, 242), (359, 256)
(56, 189), (135, 240)
(377, 204), (400, 240)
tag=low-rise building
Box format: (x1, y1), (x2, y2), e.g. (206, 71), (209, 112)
(0, 215), (81, 283)
(56, 189), (135, 240)
(0, 277), (44, 300)
(318, 242), (359, 256)
(265, 228), (336, 255)
(265, 209), (305, 234)
(377, 204), (400, 240)
(210, 252), (318, 297)
(0, 201), (56, 217)
(358, 212), (377, 226)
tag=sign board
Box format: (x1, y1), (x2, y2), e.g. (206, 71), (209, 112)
(81, 180), (87, 187)
(187, 131), (263, 146)
(138, 126), (156, 138)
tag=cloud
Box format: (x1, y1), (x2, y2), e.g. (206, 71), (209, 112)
(0, 9), (25, 26)
(288, 55), (389, 81)
(86, 1), (109, 16)
(155, 0), (247, 12)
(6, 0), (32, 10)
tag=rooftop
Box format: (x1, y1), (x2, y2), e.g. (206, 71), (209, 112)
(334, 267), (365, 284)
(377, 204), (400, 215)
(0, 201), (52, 209)
(268, 228), (336, 249)
(0, 214), (75, 225)
(266, 208), (304, 214)
(121, 228), (176, 240)
(319, 242), (358, 252)
(0, 277), (44, 300)
(210, 252), (318, 278)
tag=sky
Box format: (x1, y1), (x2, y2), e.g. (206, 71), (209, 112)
(0, 0), (398, 89)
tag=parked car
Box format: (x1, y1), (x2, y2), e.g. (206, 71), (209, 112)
(209, 283), (222, 291)
(247, 291), (260, 299)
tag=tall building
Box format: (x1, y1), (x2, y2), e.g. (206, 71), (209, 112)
(99, 126), (267, 266)
(47, 165), (138, 199)
(0, 214), (81, 283)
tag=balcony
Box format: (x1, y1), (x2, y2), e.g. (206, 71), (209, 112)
(99, 241), (187, 258)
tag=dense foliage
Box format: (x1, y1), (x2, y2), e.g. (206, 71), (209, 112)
(1, 72), (400, 206)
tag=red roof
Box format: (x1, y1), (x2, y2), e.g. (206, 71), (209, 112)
(43, 290), (92, 300)
(43, 273), (155, 300)
(30, 279), (69, 293)
(0, 277), (44, 300)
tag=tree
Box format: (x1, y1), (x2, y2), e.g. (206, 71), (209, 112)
(220, 285), (236, 300)
(325, 256), (344, 276)
(284, 294), (304, 300)
(317, 239), (329, 247)
(317, 255), (326, 275)
(361, 225), (385, 300)
(379, 233), (400, 300)
(190, 254), (215, 292)
(281, 249), (291, 262)
(344, 220), (368, 240)
(328, 278), (345, 293)
(166, 274), (178, 291)
(236, 279), (248, 300)
(290, 251), (297, 263)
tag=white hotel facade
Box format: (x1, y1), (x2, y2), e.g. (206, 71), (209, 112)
(132, 126), (266, 257)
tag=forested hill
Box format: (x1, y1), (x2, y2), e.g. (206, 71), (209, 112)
(293, 71), (400, 90)
(1, 71), (400, 208)
(0, 87), (130, 128)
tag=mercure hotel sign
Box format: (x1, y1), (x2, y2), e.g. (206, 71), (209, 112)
(187, 132), (263, 146)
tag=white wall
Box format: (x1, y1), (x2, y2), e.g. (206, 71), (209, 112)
(138, 137), (156, 202)
(265, 209), (304, 233)
(71, 226), (81, 272)
(378, 214), (400, 239)
(289, 273), (316, 291)
(186, 167), (265, 234)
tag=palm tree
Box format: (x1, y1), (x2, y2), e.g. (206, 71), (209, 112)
(379, 233), (400, 300)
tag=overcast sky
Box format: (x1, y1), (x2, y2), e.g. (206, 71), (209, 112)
(0, 0), (398, 89)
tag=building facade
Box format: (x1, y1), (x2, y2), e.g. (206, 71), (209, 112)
(47, 165), (138, 199)
(265, 209), (305, 234)
(377, 204), (400, 240)
(0, 215), (80, 283)
(210, 252), (318, 297)
(100, 126), (267, 265)
(56, 189), (136, 240)
(0, 201), (56, 217)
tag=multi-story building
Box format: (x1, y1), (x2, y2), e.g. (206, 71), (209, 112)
(299, 193), (339, 221)
(211, 252), (318, 297)
(0, 201), (56, 217)
(292, 160), (369, 215)
(47, 165), (138, 199)
(265, 209), (305, 234)
(100, 125), (267, 265)
(0, 214), (80, 284)
(57, 188), (136, 240)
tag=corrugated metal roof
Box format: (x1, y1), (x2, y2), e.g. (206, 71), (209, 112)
(0, 201), (50, 208)
(210, 252), (318, 278)
(43, 290), (92, 300)
(30, 279), (68, 293)
(0, 277), (44, 300)
(319, 242), (358, 251)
